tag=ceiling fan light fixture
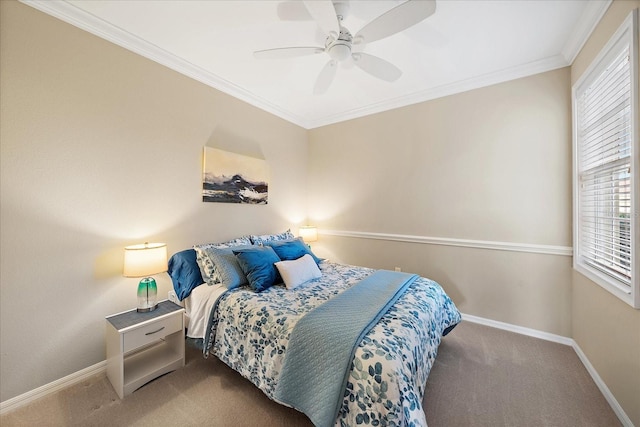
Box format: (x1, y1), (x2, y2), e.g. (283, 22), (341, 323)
(328, 42), (351, 61)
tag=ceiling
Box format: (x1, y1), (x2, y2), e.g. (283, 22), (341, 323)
(24, 0), (610, 129)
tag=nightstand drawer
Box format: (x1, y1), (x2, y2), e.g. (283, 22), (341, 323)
(123, 313), (182, 353)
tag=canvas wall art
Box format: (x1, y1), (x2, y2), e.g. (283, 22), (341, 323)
(202, 147), (269, 204)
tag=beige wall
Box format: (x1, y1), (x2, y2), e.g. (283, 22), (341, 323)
(570, 1), (640, 425)
(2, 0), (638, 423)
(308, 68), (573, 336)
(0, 1), (307, 401)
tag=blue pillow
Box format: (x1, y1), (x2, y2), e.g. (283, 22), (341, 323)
(167, 249), (204, 301)
(265, 238), (322, 265)
(233, 246), (281, 292)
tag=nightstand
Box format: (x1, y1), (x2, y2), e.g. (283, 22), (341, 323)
(105, 300), (185, 399)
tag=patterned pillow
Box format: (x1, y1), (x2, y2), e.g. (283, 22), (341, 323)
(203, 245), (254, 289)
(249, 229), (294, 245)
(193, 237), (251, 285)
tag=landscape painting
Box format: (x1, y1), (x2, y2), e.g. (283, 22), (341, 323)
(202, 147), (268, 204)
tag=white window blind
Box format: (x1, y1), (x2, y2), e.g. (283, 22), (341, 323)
(577, 44), (632, 285)
(573, 10), (638, 308)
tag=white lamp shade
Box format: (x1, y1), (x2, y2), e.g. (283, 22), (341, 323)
(123, 243), (168, 277)
(299, 226), (318, 243)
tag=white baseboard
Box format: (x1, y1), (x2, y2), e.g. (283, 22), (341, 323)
(461, 313), (574, 345)
(571, 342), (634, 427)
(0, 361), (106, 415)
(1, 316), (633, 427)
(461, 312), (633, 427)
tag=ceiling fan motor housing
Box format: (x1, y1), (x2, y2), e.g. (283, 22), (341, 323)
(327, 27), (352, 61)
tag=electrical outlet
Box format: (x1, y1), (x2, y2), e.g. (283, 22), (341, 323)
(394, 267), (401, 272)
(168, 290), (180, 305)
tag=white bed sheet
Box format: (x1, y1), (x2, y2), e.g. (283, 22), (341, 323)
(184, 283), (226, 339)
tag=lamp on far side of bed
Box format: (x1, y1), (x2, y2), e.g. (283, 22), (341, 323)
(299, 226), (318, 246)
(123, 242), (168, 313)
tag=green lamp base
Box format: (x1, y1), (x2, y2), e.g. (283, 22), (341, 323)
(137, 277), (158, 313)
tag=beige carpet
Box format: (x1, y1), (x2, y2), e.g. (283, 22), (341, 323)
(1, 321), (620, 426)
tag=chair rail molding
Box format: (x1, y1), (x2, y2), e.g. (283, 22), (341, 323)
(321, 229), (573, 257)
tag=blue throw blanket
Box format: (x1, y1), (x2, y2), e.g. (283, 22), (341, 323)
(273, 270), (418, 427)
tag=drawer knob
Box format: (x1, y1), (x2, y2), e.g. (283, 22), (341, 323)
(144, 326), (165, 336)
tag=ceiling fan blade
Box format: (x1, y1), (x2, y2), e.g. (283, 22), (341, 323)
(352, 53), (402, 82)
(354, 0), (436, 44)
(254, 46), (325, 59)
(303, 0), (340, 37)
(277, 1), (312, 21)
(314, 60), (338, 94)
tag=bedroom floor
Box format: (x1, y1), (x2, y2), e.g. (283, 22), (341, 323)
(1, 321), (620, 426)
(423, 322), (620, 426)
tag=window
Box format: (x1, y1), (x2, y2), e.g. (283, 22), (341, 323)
(573, 10), (638, 308)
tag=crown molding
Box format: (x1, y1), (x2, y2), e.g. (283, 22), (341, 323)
(304, 54), (570, 128)
(20, 0), (310, 128)
(21, 0), (608, 131)
(562, 0), (612, 64)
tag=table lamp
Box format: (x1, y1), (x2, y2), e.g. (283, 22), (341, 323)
(123, 242), (168, 312)
(299, 226), (318, 245)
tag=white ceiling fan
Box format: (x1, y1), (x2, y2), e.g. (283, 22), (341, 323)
(254, 0), (437, 94)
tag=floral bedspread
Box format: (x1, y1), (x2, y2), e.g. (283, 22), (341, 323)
(205, 262), (461, 426)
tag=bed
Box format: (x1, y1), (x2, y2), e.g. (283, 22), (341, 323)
(167, 232), (461, 427)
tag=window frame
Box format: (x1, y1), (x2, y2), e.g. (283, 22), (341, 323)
(572, 9), (639, 308)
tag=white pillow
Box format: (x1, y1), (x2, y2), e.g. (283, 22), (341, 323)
(275, 254), (322, 290)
